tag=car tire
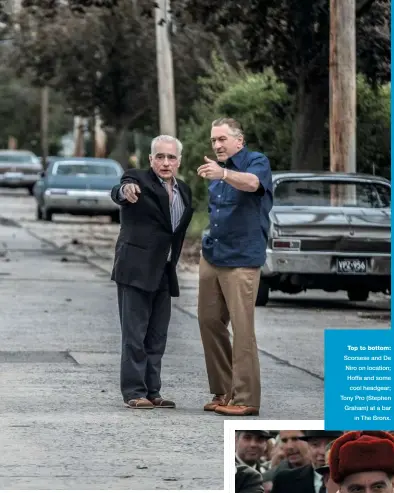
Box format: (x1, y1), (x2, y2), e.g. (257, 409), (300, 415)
(347, 288), (369, 302)
(36, 204), (43, 221)
(110, 212), (120, 224)
(255, 278), (270, 306)
(42, 208), (53, 222)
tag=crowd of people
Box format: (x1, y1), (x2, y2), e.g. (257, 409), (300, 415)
(235, 430), (394, 493)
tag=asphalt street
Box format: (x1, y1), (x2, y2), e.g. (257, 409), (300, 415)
(0, 189), (391, 490)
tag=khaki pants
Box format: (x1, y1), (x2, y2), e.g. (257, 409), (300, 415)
(198, 256), (261, 408)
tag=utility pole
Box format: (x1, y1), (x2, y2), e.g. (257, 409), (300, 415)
(155, 0), (176, 136)
(40, 86), (49, 168)
(329, 0), (356, 174)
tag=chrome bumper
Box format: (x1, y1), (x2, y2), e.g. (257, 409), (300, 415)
(262, 249), (391, 276)
(0, 173), (39, 187)
(44, 189), (118, 212)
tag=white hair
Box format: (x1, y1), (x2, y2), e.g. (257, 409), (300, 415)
(151, 135), (183, 156)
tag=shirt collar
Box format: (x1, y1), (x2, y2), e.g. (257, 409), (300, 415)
(156, 173), (178, 188)
(226, 146), (247, 170)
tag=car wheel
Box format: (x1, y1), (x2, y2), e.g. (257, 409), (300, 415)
(42, 208), (53, 222)
(347, 288), (369, 302)
(255, 278), (270, 306)
(110, 211), (120, 224)
(36, 204), (43, 221)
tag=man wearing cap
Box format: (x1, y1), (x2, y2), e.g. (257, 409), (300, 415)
(236, 430), (275, 474)
(262, 430), (311, 484)
(315, 440), (338, 493)
(271, 430), (343, 493)
(329, 430), (394, 493)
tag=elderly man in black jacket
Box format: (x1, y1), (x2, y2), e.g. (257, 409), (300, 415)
(111, 134), (193, 410)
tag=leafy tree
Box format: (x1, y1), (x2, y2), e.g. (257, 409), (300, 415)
(0, 65), (73, 154)
(9, 1), (158, 166)
(8, 0), (217, 166)
(180, 56), (390, 210)
(355, 76), (390, 178)
(179, 57), (293, 210)
(172, 0), (390, 172)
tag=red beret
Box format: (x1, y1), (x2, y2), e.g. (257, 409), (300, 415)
(329, 431), (394, 483)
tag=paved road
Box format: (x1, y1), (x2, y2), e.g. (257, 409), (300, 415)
(0, 189), (390, 489)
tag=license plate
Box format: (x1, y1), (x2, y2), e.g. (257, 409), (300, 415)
(336, 258), (367, 274)
(78, 199), (97, 206)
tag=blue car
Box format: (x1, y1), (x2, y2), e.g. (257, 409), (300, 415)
(33, 157), (123, 223)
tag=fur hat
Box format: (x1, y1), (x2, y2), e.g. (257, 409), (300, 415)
(329, 431), (394, 483)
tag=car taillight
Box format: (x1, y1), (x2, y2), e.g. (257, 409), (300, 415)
(272, 239), (301, 250)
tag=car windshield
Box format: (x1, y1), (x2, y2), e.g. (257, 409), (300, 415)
(0, 153), (36, 164)
(54, 162), (120, 176)
(274, 179), (391, 208)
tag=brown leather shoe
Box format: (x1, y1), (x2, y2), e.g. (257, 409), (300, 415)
(214, 404), (259, 416)
(149, 397), (176, 408)
(204, 394), (230, 412)
(124, 397), (154, 409)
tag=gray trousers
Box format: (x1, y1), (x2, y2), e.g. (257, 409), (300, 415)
(117, 268), (171, 402)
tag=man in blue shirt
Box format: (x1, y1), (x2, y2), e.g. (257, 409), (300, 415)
(197, 117), (273, 416)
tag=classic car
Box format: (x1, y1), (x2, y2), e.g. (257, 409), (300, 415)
(33, 157), (123, 222)
(258, 171), (391, 305)
(0, 149), (43, 194)
(202, 172), (391, 306)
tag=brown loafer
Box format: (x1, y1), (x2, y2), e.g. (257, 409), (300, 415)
(149, 397), (176, 408)
(214, 404), (259, 416)
(124, 397), (154, 409)
(204, 394), (231, 412)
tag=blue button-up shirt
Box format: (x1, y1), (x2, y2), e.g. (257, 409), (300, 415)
(202, 147), (273, 268)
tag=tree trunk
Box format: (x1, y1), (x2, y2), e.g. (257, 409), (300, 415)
(108, 122), (130, 169)
(94, 110), (107, 158)
(291, 78), (327, 171)
(90, 116), (96, 158)
(73, 116), (86, 157)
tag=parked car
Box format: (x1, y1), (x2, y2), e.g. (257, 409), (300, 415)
(202, 172), (391, 306)
(0, 150), (43, 195)
(33, 157), (123, 222)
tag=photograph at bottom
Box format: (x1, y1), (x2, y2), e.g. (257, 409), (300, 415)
(234, 429), (394, 493)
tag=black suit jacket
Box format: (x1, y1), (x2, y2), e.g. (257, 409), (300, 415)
(110, 168), (193, 297)
(271, 465), (316, 493)
(235, 463), (264, 493)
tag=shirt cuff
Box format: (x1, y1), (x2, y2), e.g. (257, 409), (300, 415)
(118, 185), (126, 200)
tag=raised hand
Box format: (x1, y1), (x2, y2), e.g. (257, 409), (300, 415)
(122, 183), (141, 203)
(197, 156), (225, 180)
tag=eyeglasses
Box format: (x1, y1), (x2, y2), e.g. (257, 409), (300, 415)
(154, 153), (178, 162)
